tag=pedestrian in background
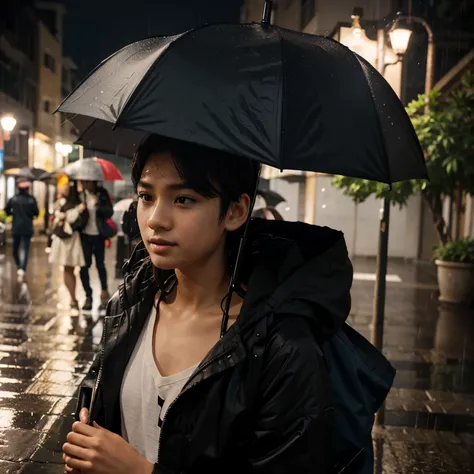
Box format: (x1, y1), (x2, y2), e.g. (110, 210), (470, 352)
(78, 180), (114, 312)
(49, 181), (87, 311)
(5, 180), (39, 280)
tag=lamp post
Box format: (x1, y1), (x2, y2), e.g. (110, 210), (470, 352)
(0, 115), (17, 209)
(390, 14), (435, 113)
(371, 13), (434, 425)
(1, 115), (17, 141)
(0, 115), (17, 171)
(370, 22), (410, 381)
(371, 13), (435, 354)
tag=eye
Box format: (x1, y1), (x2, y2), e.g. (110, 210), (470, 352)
(137, 192), (152, 202)
(175, 196), (197, 205)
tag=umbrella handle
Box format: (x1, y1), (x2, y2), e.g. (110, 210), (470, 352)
(261, 0), (273, 25)
(220, 167), (261, 338)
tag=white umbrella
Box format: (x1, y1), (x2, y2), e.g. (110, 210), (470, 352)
(63, 157), (123, 181)
(113, 198), (134, 212)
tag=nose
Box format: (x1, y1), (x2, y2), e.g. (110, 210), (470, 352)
(147, 199), (172, 232)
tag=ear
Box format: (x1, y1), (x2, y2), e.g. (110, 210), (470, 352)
(224, 194), (251, 232)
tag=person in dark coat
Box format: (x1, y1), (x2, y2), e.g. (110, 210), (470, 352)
(78, 180), (114, 312)
(5, 180), (39, 279)
(62, 135), (352, 474)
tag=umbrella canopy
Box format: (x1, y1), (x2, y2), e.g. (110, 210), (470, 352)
(257, 189), (285, 208)
(4, 167), (48, 181)
(57, 23), (427, 184)
(113, 197), (134, 212)
(63, 157), (123, 181)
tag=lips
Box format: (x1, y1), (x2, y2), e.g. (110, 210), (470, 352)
(150, 238), (175, 246)
(149, 238), (176, 254)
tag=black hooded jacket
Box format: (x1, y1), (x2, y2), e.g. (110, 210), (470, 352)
(78, 220), (353, 473)
(5, 190), (39, 236)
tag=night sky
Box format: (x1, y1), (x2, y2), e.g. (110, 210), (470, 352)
(62, 0), (243, 78)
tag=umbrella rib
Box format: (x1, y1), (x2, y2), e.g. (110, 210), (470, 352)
(351, 52), (392, 185)
(113, 22), (227, 132)
(56, 44), (129, 115)
(275, 26), (285, 171)
(113, 29), (200, 131)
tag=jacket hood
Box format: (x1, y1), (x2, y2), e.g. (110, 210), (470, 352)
(121, 219), (352, 338)
(239, 219), (352, 338)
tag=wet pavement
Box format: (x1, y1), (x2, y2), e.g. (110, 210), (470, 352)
(0, 242), (473, 473)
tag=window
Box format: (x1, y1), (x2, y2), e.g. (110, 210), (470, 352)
(62, 66), (69, 84)
(44, 53), (56, 73)
(44, 100), (51, 113)
(25, 83), (37, 113)
(4, 135), (18, 157)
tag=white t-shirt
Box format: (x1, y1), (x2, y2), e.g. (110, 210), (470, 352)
(120, 308), (199, 464)
(83, 191), (99, 236)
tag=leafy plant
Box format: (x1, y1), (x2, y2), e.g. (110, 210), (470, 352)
(332, 71), (474, 247)
(433, 238), (474, 263)
(0, 211), (11, 224)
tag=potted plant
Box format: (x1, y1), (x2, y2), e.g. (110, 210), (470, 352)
(332, 72), (474, 299)
(433, 238), (474, 304)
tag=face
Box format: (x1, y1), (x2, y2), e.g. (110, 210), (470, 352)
(136, 152), (250, 272)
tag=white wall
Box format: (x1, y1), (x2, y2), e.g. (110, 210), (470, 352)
(269, 178), (302, 222)
(313, 175), (421, 259)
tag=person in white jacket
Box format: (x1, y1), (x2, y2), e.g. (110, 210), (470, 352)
(49, 181), (86, 310)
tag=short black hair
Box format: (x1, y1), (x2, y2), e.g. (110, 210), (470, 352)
(63, 181), (81, 211)
(132, 134), (260, 220)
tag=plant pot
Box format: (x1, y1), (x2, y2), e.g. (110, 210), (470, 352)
(435, 260), (474, 304)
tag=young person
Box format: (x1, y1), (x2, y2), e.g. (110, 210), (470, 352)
(5, 180), (39, 279)
(78, 180), (114, 312)
(49, 181), (86, 310)
(63, 134), (353, 473)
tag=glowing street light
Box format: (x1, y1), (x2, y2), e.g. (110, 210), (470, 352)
(388, 27), (412, 56)
(55, 142), (73, 155)
(62, 144), (73, 155)
(1, 115), (17, 141)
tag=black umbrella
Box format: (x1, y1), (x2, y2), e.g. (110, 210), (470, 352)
(57, 1), (429, 346)
(257, 188), (285, 208)
(4, 167), (48, 181)
(57, 15), (427, 185)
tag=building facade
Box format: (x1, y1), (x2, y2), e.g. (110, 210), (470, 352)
(60, 56), (80, 163)
(0, 0), (38, 208)
(34, 1), (66, 173)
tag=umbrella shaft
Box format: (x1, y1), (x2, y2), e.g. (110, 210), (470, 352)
(262, 0), (273, 24)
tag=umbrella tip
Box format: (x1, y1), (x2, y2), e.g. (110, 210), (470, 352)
(261, 0), (273, 25)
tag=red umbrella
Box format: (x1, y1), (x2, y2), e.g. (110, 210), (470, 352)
(64, 157), (123, 181)
(93, 157), (123, 181)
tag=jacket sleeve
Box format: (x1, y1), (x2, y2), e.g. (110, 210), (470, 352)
(75, 292), (120, 426)
(31, 197), (39, 218)
(65, 206), (81, 224)
(96, 189), (114, 219)
(5, 198), (13, 216)
(75, 351), (102, 423)
(247, 323), (333, 473)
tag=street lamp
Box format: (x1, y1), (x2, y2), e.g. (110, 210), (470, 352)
(388, 27), (412, 56)
(390, 14), (435, 111)
(371, 13), (434, 425)
(0, 115), (17, 141)
(62, 144), (73, 155)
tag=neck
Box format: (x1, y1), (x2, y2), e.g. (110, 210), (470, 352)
(173, 244), (230, 312)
